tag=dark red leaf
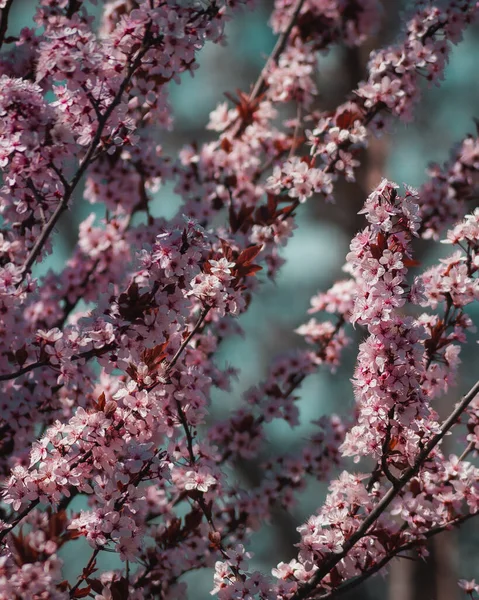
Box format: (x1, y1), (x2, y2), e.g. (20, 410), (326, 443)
(73, 586), (91, 598)
(237, 245), (262, 266)
(86, 579), (104, 594)
(15, 345), (28, 366)
(184, 508), (203, 532)
(403, 258), (421, 267)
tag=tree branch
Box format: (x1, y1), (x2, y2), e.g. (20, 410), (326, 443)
(319, 513), (477, 599)
(0, 307), (208, 540)
(291, 378), (479, 600)
(18, 33), (155, 283)
(0, 0), (14, 50)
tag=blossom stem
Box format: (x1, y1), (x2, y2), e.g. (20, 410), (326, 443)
(229, 0), (305, 138)
(458, 440), (475, 462)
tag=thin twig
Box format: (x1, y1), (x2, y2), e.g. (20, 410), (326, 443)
(68, 547), (101, 597)
(228, 0), (305, 138)
(18, 34), (154, 283)
(0, 342), (115, 382)
(458, 440), (475, 462)
(249, 0), (305, 102)
(381, 408), (400, 487)
(176, 399), (197, 465)
(166, 306), (210, 375)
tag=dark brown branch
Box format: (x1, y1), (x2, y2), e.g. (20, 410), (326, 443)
(68, 547), (101, 598)
(458, 440), (475, 462)
(381, 407), (400, 487)
(66, 0), (83, 20)
(319, 513), (477, 599)
(228, 0), (305, 138)
(291, 378), (479, 600)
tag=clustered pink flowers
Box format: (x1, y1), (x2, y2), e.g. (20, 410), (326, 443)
(0, 0), (478, 599)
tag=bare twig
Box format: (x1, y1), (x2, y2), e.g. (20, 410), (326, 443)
(381, 407), (401, 487)
(458, 440), (475, 462)
(228, 0), (305, 138)
(0, 342), (115, 382)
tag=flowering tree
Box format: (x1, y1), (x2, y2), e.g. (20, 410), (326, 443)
(0, 0), (478, 598)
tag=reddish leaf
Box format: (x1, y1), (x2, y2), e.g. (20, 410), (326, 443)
(335, 106), (364, 129)
(142, 342), (169, 369)
(15, 345), (28, 366)
(224, 174), (237, 188)
(240, 265), (263, 277)
(388, 437), (399, 451)
(219, 239), (234, 261)
(73, 586), (91, 598)
(49, 509), (67, 538)
(409, 479), (422, 497)
(184, 508), (203, 532)
(126, 364), (138, 381)
(86, 579), (105, 594)
(403, 258), (421, 267)
(220, 137), (233, 153)
(164, 518), (181, 544)
(97, 392), (106, 411)
(111, 577), (130, 600)
(63, 528), (83, 541)
(104, 400), (117, 417)
(237, 245), (262, 266)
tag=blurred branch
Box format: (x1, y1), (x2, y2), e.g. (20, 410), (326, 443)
(249, 0), (305, 102)
(0, 0), (14, 50)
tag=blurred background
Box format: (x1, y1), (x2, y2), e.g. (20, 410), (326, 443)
(6, 0), (479, 598)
